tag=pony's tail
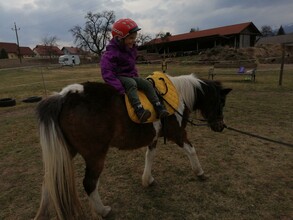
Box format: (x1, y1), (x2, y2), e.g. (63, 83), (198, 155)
(36, 94), (83, 220)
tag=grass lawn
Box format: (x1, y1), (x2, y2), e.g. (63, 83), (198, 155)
(0, 63), (292, 220)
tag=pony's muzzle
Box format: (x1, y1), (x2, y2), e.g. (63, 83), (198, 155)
(210, 120), (226, 132)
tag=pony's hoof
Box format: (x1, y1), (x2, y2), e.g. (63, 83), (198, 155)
(149, 180), (158, 187)
(142, 176), (155, 187)
(197, 173), (209, 181)
(102, 206), (112, 218)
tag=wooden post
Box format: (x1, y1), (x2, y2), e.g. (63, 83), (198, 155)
(279, 44), (286, 86)
(162, 49), (167, 73)
(12, 22), (22, 64)
(162, 59), (167, 73)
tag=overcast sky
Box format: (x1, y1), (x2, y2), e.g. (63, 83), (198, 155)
(1, 0), (293, 49)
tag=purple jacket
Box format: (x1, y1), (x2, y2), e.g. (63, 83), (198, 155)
(100, 38), (139, 94)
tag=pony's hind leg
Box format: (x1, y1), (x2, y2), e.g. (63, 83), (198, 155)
(142, 141), (157, 187)
(34, 181), (50, 220)
(83, 155), (111, 218)
(182, 141), (208, 181)
(87, 180), (111, 218)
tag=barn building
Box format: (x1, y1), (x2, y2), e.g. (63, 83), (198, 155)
(140, 22), (262, 54)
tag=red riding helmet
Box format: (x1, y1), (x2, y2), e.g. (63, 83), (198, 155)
(112, 18), (141, 39)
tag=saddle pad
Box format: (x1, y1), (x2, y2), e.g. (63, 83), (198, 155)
(125, 71), (179, 123)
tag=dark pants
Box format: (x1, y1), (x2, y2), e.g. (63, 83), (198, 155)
(118, 76), (160, 108)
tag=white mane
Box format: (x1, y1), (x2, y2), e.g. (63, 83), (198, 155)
(168, 73), (204, 111)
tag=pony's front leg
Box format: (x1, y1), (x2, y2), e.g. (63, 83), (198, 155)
(142, 141), (157, 187)
(182, 142), (208, 181)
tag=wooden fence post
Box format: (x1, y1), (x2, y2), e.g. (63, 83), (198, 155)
(279, 44), (285, 86)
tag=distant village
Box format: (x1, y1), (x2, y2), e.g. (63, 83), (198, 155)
(1, 21), (293, 67)
(0, 43), (94, 68)
(0, 43), (89, 60)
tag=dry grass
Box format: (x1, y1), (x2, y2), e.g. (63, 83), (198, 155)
(0, 63), (292, 220)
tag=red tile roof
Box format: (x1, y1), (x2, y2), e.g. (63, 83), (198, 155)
(33, 45), (64, 56)
(62, 46), (84, 54)
(0, 42), (34, 55)
(0, 42), (19, 53)
(20, 47), (35, 56)
(149, 22), (261, 44)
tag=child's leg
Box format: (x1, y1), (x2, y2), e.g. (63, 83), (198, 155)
(132, 77), (159, 103)
(133, 77), (169, 118)
(118, 76), (151, 123)
(118, 76), (141, 106)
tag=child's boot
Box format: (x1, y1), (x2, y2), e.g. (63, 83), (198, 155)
(154, 102), (169, 118)
(134, 105), (151, 123)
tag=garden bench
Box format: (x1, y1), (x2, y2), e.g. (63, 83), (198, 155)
(208, 63), (257, 82)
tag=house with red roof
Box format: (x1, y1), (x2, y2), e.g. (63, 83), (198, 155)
(33, 45), (63, 58)
(61, 46), (85, 55)
(0, 42), (34, 59)
(140, 22), (262, 54)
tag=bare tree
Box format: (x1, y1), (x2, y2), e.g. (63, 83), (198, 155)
(0, 49), (8, 59)
(156, 32), (172, 39)
(260, 25), (274, 37)
(69, 10), (115, 56)
(154, 32), (172, 54)
(136, 32), (152, 46)
(42, 35), (59, 60)
(190, 27), (200, 32)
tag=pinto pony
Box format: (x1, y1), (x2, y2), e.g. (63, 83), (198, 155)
(34, 74), (231, 219)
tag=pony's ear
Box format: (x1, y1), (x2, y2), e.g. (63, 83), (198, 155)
(221, 88), (232, 95)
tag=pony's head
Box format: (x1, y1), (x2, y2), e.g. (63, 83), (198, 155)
(195, 80), (232, 132)
(169, 74), (231, 132)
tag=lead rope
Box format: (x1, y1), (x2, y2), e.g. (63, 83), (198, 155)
(148, 78), (292, 147)
(224, 125), (293, 148)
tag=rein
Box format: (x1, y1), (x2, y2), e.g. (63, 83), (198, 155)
(165, 99), (208, 127)
(148, 77), (208, 145)
(160, 96), (207, 145)
(148, 77), (208, 127)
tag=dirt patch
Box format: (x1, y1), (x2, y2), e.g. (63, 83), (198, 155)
(197, 44), (293, 64)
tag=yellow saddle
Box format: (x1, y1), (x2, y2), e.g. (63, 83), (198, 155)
(125, 71), (179, 123)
